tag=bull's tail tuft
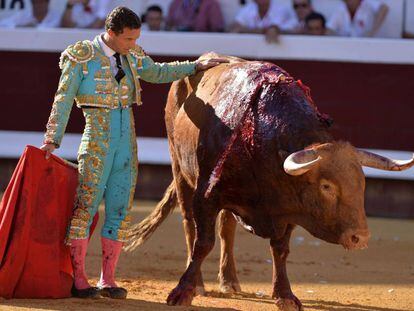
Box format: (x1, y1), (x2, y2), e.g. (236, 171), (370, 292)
(124, 181), (177, 252)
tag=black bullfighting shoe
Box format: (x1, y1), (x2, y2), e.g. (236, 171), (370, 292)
(71, 285), (100, 298)
(98, 286), (128, 299)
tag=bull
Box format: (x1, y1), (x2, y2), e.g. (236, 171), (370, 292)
(125, 54), (414, 310)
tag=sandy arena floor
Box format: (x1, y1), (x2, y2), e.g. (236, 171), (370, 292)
(1, 201), (413, 311)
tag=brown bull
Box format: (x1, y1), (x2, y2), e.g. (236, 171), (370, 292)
(125, 54), (414, 310)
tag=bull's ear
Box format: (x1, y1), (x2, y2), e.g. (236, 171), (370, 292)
(357, 150), (414, 171)
(284, 149), (322, 176)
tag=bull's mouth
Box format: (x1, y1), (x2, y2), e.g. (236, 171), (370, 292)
(299, 223), (370, 250)
(339, 230), (371, 250)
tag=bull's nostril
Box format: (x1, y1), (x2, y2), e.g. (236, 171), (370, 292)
(351, 235), (360, 244)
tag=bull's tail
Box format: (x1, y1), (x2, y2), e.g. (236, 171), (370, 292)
(124, 181), (177, 252)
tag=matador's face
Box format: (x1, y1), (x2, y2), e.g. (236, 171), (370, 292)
(108, 27), (141, 55)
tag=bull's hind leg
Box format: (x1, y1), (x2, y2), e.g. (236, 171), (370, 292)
(270, 224), (303, 311)
(218, 210), (241, 293)
(167, 192), (219, 306)
(175, 176), (206, 296)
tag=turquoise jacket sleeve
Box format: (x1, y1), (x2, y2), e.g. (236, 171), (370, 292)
(44, 58), (83, 148)
(138, 56), (197, 83)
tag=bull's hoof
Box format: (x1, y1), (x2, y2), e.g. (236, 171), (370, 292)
(219, 281), (241, 294)
(275, 297), (303, 311)
(166, 284), (195, 306)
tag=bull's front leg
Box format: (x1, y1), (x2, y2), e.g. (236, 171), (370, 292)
(167, 193), (219, 306)
(270, 224), (303, 311)
(218, 210), (241, 293)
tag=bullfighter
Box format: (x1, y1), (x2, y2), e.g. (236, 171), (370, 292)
(40, 6), (225, 299)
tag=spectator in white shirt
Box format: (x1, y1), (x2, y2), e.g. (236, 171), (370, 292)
(327, 0), (388, 37)
(141, 5), (165, 31)
(36, 0), (68, 28)
(0, 0), (36, 27)
(0, 0), (68, 28)
(217, 0), (247, 30)
(230, 0), (282, 43)
(61, 0), (116, 29)
(276, 0), (314, 34)
(305, 12), (327, 36)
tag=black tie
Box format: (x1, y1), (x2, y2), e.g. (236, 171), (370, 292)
(113, 53), (125, 83)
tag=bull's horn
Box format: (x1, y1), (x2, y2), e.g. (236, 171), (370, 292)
(357, 150), (414, 171)
(284, 149), (322, 176)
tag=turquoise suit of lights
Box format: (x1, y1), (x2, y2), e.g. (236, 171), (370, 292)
(44, 35), (196, 243)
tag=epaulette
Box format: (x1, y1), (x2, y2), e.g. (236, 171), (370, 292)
(59, 40), (94, 69)
(129, 44), (146, 59)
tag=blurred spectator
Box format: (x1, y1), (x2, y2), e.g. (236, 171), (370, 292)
(61, 0), (116, 29)
(36, 0), (68, 28)
(230, 0), (282, 42)
(276, 0), (314, 34)
(166, 0), (224, 32)
(0, 0), (36, 27)
(144, 0), (169, 15)
(217, 0), (248, 30)
(32, 0), (49, 23)
(0, 0), (66, 28)
(141, 5), (164, 31)
(327, 0), (389, 37)
(305, 12), (327, 35)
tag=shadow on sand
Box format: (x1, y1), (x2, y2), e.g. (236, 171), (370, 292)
(204, 291), (407, 311)
(0, 296), (236, 311)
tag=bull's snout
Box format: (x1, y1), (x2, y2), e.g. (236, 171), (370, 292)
(339, 229), (370, 250)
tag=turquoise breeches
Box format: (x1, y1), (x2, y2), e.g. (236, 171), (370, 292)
(67, 107), (137, 242)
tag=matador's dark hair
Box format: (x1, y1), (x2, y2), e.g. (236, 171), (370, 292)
(105, 6), (141, 34)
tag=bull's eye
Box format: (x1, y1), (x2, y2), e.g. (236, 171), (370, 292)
(319, 179), (338, 201)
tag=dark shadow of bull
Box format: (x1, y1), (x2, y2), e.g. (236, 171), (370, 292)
(125, 53), (414, 311)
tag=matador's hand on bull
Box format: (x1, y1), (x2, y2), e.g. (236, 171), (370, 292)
(195, 58), (229, 72)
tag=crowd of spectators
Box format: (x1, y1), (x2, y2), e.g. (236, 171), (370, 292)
(0, 0), (412, 39)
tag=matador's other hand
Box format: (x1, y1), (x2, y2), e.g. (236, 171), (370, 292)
(195, 58), (229, 72)
(40, 143), (56, 160)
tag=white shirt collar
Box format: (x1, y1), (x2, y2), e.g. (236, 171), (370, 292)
(98, 33), (116, 58)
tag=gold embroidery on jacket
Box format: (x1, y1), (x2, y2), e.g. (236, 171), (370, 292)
(67, 108), (112, 241)
(59, 40), (94, 69)
(117, 112), (138, 241)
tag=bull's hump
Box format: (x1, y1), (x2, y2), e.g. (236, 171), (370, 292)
(198, 52), (245, 64)
(227, 62), (291, 88)
(213, 62), (292, 129)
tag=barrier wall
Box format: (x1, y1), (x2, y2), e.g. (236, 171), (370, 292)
(1, 29), (414, 216)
